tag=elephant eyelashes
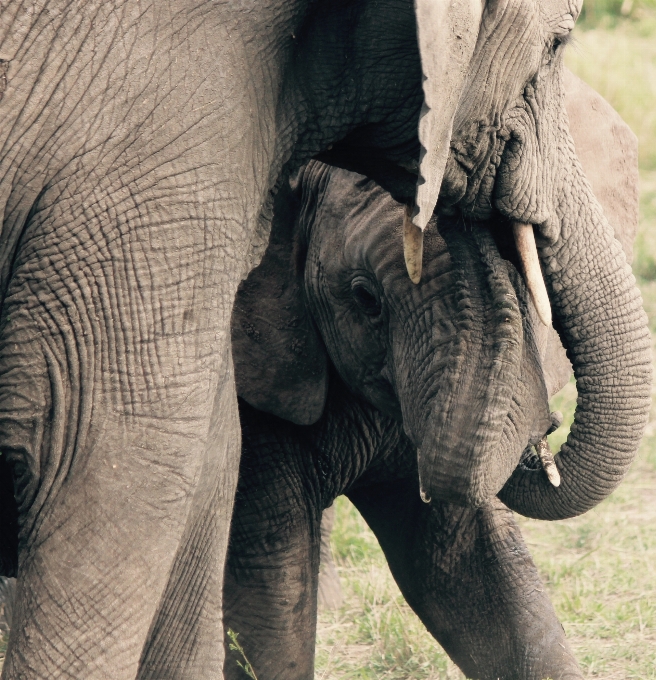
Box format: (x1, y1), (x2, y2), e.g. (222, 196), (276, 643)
(552, 31), (573, 52)
(351, 278), (382, 316)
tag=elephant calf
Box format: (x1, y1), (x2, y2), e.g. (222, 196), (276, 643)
(225, 73), (643, 680)
(227, 385), (582, 680)
(225, 160), (581, 680)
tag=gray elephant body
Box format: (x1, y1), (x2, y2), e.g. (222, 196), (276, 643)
(227, 165), (575, 680)
(0, 3), (448, 676)
(0, 0), (651, 675)
(226, 385), (581, 680)
(226, 76), (644, 679)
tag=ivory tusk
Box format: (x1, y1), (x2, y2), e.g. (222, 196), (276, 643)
(512, 222), (552, 326)
(535, 437), (561, 487)
(404, 204), (423, 284)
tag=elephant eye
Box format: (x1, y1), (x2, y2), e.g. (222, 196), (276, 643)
(351, 278), (382, 316)
(551, 31), (572, 53)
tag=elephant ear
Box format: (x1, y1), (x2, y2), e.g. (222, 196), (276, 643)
(231, 176), (328, 425)
(412, 0), (483, 229)
(564, 68), (639, 262)
(532, 69), (640, 398)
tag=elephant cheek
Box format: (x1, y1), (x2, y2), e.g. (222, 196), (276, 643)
(494, 107), (552, 229)
(493, 68), (567, 244)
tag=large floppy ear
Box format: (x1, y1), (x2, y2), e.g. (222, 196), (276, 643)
(563, 68), (639, 262)
(533, 69), (640, 398)
(231, 174), (329, 425)
(412, 0), (483, 230)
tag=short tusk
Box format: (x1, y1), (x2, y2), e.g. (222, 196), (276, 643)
(404, 204), (423, 284)
(535, 437), (561, 487)
(512, 222), (552, 326)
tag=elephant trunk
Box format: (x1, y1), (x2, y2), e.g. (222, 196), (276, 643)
(498, 157), (652, 519)
(399, 221), (552, 507)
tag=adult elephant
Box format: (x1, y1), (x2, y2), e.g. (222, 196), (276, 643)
(0, 1), (650, 679)
(226, 73), (644, 679)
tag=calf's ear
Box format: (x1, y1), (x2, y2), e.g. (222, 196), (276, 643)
(231, 177), (329, 425)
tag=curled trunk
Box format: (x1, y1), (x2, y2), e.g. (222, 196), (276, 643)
(396, 220), (552, 507)
(499, 153), (652, 520)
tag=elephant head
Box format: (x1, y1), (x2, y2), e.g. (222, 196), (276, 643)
(234, 161), (556, 508)
(299, 0), (651, 520)
(233, 71), (651, 520)
(317, 0), (652, 519)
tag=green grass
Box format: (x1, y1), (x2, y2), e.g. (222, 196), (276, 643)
(317, 17), (656, 678)
(633, 172), (656, 287)
(577, 0), (656, 28)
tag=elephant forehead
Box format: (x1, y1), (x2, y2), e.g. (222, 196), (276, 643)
(540, 0), (581, 28)
(313, 167), (451, 282)
(315, 167), (405, 273)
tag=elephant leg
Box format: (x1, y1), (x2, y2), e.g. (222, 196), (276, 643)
(223, 404), (321, 680)
(348, 479), (583, 680)
(0, 196), (243, 678)
(137, 372), (241, 680)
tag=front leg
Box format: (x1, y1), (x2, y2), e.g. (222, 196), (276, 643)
(223, 403), (321, 680)
(0, 197), (243, 679)
(349, 479), (583, 680)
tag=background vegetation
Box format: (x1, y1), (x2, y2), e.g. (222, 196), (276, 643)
(315, 8), (656, 679)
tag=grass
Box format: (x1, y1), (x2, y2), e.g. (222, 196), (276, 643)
(316, 15), (656, 679)
(227, 629), (260, 680)
(577, 0), (656, 29)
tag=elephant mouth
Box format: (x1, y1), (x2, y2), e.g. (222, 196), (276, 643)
(417, 421), (561, 507)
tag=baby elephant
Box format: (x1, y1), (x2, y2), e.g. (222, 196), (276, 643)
(226, 162), (578, 680)
(226, 74), (638, 679)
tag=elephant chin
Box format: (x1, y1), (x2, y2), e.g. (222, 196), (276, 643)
(407, 221), (553, 508)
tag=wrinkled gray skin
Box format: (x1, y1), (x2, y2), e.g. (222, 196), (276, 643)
(226, 78), (645, 679)
(316, 507), (343, 610)
(228, 390), (579, 680)
(314, 68), (643, 609)
(0, 0), (651, 678)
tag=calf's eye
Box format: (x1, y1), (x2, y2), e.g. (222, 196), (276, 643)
(351, 278), (382, 316)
